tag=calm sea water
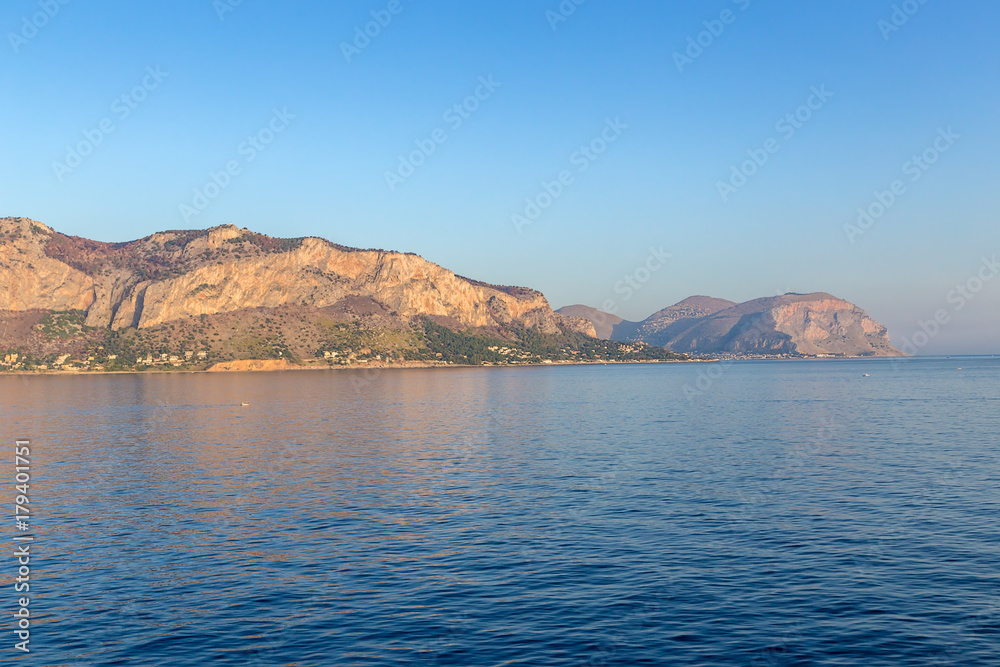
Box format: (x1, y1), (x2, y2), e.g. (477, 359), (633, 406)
(2, 357), (999, 666)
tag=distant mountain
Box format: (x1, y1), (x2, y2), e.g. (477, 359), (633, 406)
(624, 296), (737, 346)
(0, 217), (691, 371)
(560, 293), (902, 357)
(555, 304), (622, 339)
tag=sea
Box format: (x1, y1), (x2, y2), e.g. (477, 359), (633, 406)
(1, 356), (998, 665)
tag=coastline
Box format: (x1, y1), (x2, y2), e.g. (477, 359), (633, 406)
(0, 354), (926, 377)
(0, 357), (711, 377)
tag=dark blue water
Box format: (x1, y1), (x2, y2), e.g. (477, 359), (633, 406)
(2, 357), (999, 665)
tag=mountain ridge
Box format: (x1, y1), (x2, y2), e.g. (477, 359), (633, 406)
(1, 216), (594, 336)
(558, 293), (903, 357)
(1, 217), (902, 368)
(0, 217), (694, 371)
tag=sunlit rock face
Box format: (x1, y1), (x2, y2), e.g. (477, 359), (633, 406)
(0, 218), (594, 338)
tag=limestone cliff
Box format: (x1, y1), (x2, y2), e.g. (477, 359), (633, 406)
(561, 293), (902, 357)
(656, 293), (903, 356)
(555, 304), (623, 339)
(0, 217), (594, 338)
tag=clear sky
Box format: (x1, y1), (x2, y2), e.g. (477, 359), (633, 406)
(2, 0), (998, 354)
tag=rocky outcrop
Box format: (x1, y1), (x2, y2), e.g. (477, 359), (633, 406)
(0, 217), (593, 338)
(560, 293), (902, 357)
(0, 220), (96, 312)
(655, 293), (902, 356)
(556, 304), (623, 339)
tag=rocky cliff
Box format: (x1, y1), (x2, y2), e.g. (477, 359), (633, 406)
(555, 304), (623, 339)
(0, 217), (594, 338)
(561, 293), (902, 357)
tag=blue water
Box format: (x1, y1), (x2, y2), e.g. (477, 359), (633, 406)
(2, 356), (999, 665)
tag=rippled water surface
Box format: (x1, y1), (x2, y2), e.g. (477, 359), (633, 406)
(2, 357), (999, 665)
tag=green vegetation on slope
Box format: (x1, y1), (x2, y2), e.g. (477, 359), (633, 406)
(414, 318), (687, 364)
(37, 310), (92, 339)
(1, 309), (688, 372)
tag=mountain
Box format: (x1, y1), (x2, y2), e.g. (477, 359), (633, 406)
(0, 217), (899, 367)
(0, 217), (688, 370)
(1, 218), (590, 334)
(561, 293), (903, 357)
(621, 296), (737, 346)
(555, 304), (622, 339)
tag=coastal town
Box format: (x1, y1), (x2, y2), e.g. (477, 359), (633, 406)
(0, 348), (209, 372)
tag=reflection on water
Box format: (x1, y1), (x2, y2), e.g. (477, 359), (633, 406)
(2, 358), (999, 665)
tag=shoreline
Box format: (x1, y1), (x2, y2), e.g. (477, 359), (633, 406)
(0, 354), (926, 377)
(0, 357), (705, 376)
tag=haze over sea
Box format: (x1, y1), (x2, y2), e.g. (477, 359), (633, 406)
(3, 357), (999, 665)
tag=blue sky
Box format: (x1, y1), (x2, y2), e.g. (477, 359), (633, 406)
(2, 0), (998, 353)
